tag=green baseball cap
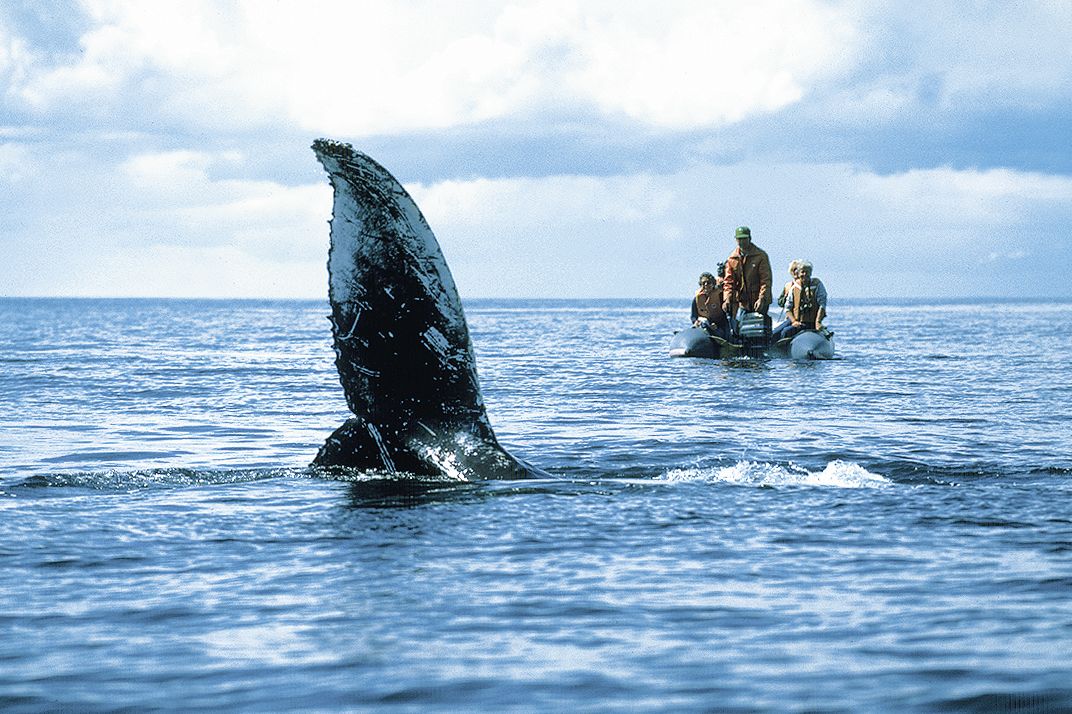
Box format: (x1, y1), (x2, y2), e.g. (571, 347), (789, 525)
(735, 226), (751, 240)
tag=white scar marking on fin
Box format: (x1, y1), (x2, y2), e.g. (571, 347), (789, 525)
(417, 421), (437, 437)
(341, 308), (362, 340)
(350, 363), (380, 378)
(365, 423), (396, 473)
(421, 327), (450, 359)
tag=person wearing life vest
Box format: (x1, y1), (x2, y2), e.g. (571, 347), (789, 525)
(690, 267), (729, 338)
(776, 259), (803, 310)
(773, 258), (803, 336)
(772, 261), (827, 341)
(722, 226), (773, 324)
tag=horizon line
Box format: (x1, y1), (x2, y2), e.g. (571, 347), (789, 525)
(3, 294), (1072, 303)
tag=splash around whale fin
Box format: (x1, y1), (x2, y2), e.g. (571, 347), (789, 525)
(310, 139), (543, 480)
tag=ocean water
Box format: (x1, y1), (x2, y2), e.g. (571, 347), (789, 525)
(2, 297), (1071, 712)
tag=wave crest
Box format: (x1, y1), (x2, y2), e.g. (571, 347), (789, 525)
(662, 460), (891, 488)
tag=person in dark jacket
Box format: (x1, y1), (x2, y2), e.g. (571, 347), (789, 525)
(722, 226), (773, 321)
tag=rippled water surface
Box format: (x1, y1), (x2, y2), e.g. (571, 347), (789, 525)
(2, 297), (1071, 712)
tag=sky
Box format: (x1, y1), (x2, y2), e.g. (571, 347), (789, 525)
(2, 0), (1070, 299)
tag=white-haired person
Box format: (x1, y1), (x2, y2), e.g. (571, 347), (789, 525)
(772, 259), (803, 335)
(776, 259), (803, 310)
(771, 260), (827, 341)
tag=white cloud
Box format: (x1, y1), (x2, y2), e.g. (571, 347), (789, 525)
(7, 240), (325, 298)
(5, 1), (1071, 135)
(179, 183), (331, 262)
(981, 250), (1028, 265)
(0, 22), (33, 90)
(79, 243), (326, 297)
(267, 0), (858, 132)
(568, 1), (855, 126)
(858, 167), (1072, 230)
(916, 3), (1072, 104)
(0, 142), (33, 184)
(409, 162), (1072, 298)
(3, 140), (1070, 298)
(114, 149), (330, 258)
(825, 2), (1072, 123)
(3, 0), (859, 133)
(410, 172), (675, 231)
(120, 150), (221, 187)
(1, 142), (330, 297)
(2, 2), (1071, 300)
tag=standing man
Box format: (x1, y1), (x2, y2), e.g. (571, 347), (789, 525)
(722, 226), (773, 321)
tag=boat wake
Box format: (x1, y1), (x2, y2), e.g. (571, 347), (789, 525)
(662, 459), (892, 488)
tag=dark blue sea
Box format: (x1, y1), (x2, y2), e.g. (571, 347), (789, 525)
(2, 297), (1071, 712)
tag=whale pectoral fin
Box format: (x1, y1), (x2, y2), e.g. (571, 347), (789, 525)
(310, 140), (539, 480)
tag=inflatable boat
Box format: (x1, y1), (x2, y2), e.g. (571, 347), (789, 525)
(669, 313), (835, 360)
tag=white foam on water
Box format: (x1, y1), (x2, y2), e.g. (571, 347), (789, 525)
(662, 459), (892, 489)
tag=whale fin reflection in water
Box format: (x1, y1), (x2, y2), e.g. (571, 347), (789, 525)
(310, 139), (543, 480)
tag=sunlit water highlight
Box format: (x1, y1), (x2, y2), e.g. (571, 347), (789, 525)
(2, 297), (1071, 711)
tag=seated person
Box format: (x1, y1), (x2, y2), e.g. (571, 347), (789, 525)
(776, 259), (803, 309)
(773, 258), (803, 335)
(691, 270), (729, 339)
(771, 261), (827, 341)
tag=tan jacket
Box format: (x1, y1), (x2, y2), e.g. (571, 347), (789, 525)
(692, 287), (726, 323)
(723, 244), (772, 313)
(788, 280), (822, 327)
(777, 280), (793, 308)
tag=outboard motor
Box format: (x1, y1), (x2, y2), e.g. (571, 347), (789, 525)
(737, 312), (772, 357)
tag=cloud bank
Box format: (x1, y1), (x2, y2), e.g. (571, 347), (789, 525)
(1, 1), (1070, 298)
